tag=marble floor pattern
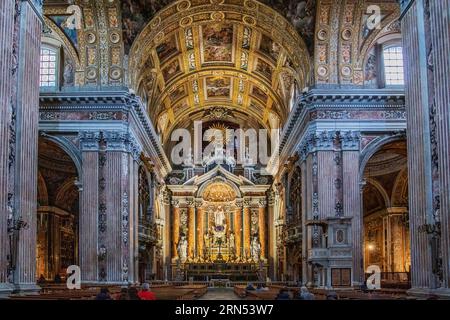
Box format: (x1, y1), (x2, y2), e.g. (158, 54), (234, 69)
(198, 288), (242, 300)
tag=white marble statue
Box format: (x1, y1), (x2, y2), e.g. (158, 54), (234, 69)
(214, 206), (226, 227)
(251, 236), (261, 262)
(177, 235), (188, 263)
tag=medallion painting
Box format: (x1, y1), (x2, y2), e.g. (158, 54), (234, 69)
(201, 23), (235, 64)
(162, 59), (182, 82)
(205, 77), (232, 99)
(255, 59), (273, 82)
(156, 35), (179, 64)
(259, 34), (281, 62)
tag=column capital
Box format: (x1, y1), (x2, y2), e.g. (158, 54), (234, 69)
(186, 198), (195, 208)
(171, 199), (180, 208)
(79, 131), (101, 151)
(341, 131), (361, 151)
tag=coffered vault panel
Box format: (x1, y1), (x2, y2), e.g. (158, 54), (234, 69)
(128, 0), (312, 143)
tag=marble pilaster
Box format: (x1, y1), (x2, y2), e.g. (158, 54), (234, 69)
(0, 0), (15, 296)
(12, 0), (42, 293)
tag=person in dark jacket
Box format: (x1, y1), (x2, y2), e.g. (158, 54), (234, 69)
(275, 288), (291, 300)
(95, 287), (112, 300)
(128, 287), (141, 300)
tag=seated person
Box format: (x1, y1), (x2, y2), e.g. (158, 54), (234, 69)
(298, 286), (315, 300)
(95, 287), (112, 300)
(245, 283), (256, 291)
(138, 283), (156, 300)
(275, 288), (291, 300)
(37, 274), (46, 285)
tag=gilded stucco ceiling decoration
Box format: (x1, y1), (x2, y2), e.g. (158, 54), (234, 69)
(128, 0), (311, 142)
(43, 0), (125, 86)
(202, 182), (237, 202)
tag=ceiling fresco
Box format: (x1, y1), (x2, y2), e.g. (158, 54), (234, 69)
(127, 0), (311, 145)
(121, 0), (316, 54)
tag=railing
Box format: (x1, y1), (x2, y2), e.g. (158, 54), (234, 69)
(364, 272), (411, 289)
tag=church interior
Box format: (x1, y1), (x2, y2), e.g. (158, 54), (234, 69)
(0, 0), (449, 300)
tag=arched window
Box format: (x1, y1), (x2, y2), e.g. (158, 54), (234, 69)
(382, 45), (404, 86)
(39, 47), (59, 87)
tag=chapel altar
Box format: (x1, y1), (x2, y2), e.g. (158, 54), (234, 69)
(166, 165), (271, 280)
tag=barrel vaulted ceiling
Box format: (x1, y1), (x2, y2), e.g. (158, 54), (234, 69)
(127, 0), (312, 143)
(42, 0), (401, 144)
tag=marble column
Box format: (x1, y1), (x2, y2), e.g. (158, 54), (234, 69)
(188, 203), (195, 259)
(79, 133), (100, 283)
(429, 0), (450, 292)
(234, 205), (242, 260)
(12, 0), (42, 293)
(343, 148), (361, 285)
(243, 201), (251, 260)
(196, 206), (204, 259)
(162, 191), (171, 279)
(101, 132), (141, 284)
(0, 0), (15, 296)
(401, 0), (440, 293)
(258, 205), (266, 260)
(172, 204), (180, 261)
(267, 193), (275, 278)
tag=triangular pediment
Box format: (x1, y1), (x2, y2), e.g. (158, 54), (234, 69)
(183, 165), (254, 187)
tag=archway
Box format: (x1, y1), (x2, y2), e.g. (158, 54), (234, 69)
(36, 138), (80, 283)
(362, 139), (410, 288)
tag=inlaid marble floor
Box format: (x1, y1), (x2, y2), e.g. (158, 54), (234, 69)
(198, 288), (242, 300)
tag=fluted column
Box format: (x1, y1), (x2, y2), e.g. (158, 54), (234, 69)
(172, 203), (180, 261)
(343, 147), (361, 285)
(79, 133), (100, 283)
(243, 200), (251, 260)
(188, 202), (195, 260)
(162, 190), (171, 279)
(267, 193), (275, 278)
(12, 0), (42, 293)
(196, 205), (204, 259)
(429, 0), (450, 291)
(401, 0), (439, 293)
(258, 204), (266, 260)
(0, 0), (15, 296)
(234, 202), (242, 260)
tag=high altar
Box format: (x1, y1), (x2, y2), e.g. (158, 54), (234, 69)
(167, 165), (270, 280)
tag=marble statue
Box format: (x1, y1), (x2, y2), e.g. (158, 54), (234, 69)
(251, 236), (261, 262)
(177, 235), (188, 263)
(214, 206), (225, 227)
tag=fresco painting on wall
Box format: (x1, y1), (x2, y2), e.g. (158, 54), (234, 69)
(121, 0), (173, 52)
(255, 59), (273, 81)
(169, 84), (187, 102)
(156, 35), (179, 63)
(205, 77), (232, 99)
(259, 34), (281, 61)
(162, 59), (182, 82)
(49, 15), (79, 48)
(251, 86), (268, 103)
(201, 24), (234, 63)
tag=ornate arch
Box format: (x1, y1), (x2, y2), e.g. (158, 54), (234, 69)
(365, 177), (391, 208)
(359, 133), (406, 179)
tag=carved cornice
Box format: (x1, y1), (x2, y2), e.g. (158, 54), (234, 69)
(39, 89), (172, 179)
